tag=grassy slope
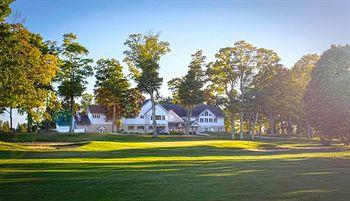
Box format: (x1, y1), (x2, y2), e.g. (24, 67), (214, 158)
(0, 134), (349, 201)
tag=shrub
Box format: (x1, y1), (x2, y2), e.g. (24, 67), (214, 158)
(17, 123), (28, 133)
(169, 131), (184, 135)
(1, 121), (10, 133)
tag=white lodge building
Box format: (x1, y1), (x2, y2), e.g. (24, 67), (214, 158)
(122, 100), (225, 133)
(121, 100), (169, 133)
(57, 100), (225, 133)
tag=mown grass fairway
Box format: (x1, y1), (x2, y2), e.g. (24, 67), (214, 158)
(0, 134), (349, 201)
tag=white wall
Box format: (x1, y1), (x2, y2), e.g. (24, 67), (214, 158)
(56, 126), (70, 133)
(122, 102), (169, 125)
(168, 110), (184, 123)
(88, 113), (112, 125)
(197, 109), (225, 127)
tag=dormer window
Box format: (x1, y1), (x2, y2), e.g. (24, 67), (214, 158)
(204, 111), (208, 116)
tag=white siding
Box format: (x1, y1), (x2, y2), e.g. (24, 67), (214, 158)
(122, 102), (169, 126)
(56, 126), (70, 133)
(168, 110), (184, 123)
(197, 109), (225, 132)
(88, 113), (111, 125)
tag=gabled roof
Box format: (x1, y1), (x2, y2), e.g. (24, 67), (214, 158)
(143, 99), (151, 105)
(161, 103), (187, 117)
(161, 103), (225, 118)
(192, 104), (225, 117)
(74, 114), (91, 126)
(144, 102), (169, 115)
(88, 105), (106, 114)
(189, 120), (200, 127)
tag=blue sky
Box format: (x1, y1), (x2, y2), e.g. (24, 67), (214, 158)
(1, 0), (349, 125)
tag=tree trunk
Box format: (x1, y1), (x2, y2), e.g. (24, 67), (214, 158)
(112, 104), (116, 133)
(287, 117), (292, 137)
(150, 92), (157, 138)
(269, 114), (275, 139)
(28, 112), (34, 133)
(258, 124), (262, 139)
(307, 123), (313, 140)
(240, 72), (244, 140)
(230, 114), (235, 140)
(247, 115), (252, 137)
(296, 117), (301, 138)
(69, 96), (74, 133)
(186, 108), (192, 136)
(9, 107), (13, 133)
(250, 112), (259, 140)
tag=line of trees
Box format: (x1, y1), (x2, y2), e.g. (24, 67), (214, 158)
(1, 1), (349, 144)
(168, 41), (349, 144)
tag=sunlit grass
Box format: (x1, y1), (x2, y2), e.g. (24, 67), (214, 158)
(0, 134), (349, 201)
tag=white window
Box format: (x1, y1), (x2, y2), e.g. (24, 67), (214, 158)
(214, 118), (217, 123)
(209, 118), (213, 122)
(162, 115), (165, 120)
(93, 114), (100, 118)
(205, 118), (208, 122)
(140, 115), (144, 119)
(204, 111), (208, 116)
(200, 118), (203, 122)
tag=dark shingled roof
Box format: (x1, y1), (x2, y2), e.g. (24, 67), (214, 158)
(161, 103), (225, 118)
(192, 104), (225, 117)
(88, 105), (106, 114)
(161, 103), (187, 117)
(74, 114), (91, 125)
(143, 99), (151, 105)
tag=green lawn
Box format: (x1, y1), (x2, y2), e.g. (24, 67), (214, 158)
(0, 133), (349, 201)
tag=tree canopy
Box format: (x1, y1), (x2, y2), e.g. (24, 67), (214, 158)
(304, 45), (350, 144)
(94, 58), (144, 132)
(124, 33), (170, 137)
(0, 0), (13, 22)
(0, 23), (59, 131)
(57, 33), (93, 132)
(169, 50), (206, 135)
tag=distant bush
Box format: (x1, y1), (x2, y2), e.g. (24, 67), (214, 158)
(169, 131), (184, 135)
(17, 123), (28, 133)
(1, 121), (10, 133)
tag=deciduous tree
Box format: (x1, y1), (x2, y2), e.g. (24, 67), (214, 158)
(94, 58), (144, 132)
(168, 50), (206, 135)
(304, 45), (350, 145)
(0, 0), (13, 22)
(124, 33), (170, 137)
(57, 33), (93, 133)
(0, 23), (59, 132)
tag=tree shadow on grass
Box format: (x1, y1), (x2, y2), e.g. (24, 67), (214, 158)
(0, 155), (349, 201)
(0, 138), (349, 201)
